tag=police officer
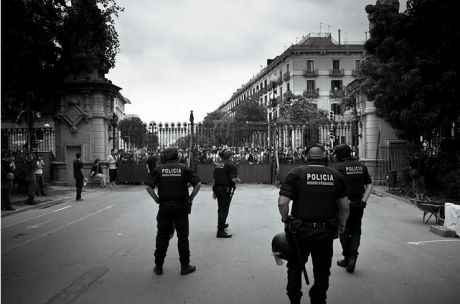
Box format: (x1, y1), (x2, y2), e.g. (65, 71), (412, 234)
(278, 144), (349, 304)
(146, 147), (201, 276)
(213, 148), (241, 238)
(333, 144), (372, 273)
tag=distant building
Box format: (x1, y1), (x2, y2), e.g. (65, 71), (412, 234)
(216, 32), (365, 147)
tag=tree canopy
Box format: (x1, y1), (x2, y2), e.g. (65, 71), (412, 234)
(118, 117), (147, 149)
(233, 98), (267, 125)
(278, 91), (328, 125)
(1, 0), (123, 121)
(360, 0), (460, 141)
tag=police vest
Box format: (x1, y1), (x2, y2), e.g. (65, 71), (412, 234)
(292, 165), (341, 221)
(157, 162), (189, 201)
(213, 160), (235, 187)
(335, 159), (370, 200)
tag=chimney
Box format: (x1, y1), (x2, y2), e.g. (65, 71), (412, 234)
(338, 29), (341, 45)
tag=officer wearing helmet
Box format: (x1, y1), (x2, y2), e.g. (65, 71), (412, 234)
(212, 148), (241, 238)
(146, 147), (201, 276)
(333, 144), (373, 273)
(278, 144), (349, 304)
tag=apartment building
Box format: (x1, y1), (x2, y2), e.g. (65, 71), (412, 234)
(215, 32), (365, 148)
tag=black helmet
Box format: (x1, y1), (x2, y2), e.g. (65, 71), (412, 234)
(334, 144), (352, 161)
(306, 144), (325, 161)
(220, 148), (233, 159)
(271, 232), (293, 260)
(162, 147), (179, 161)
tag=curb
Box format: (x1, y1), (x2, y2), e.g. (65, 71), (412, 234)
(1, 195), (73, 218)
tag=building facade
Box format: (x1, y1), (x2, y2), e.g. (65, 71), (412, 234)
(216, 32), (365, 148)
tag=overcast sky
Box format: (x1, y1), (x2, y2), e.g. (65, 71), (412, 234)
(107, 0), (399, 124)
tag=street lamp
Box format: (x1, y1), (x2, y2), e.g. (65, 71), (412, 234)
(109, 112), (118, 150)
(188, 110), (194, 167)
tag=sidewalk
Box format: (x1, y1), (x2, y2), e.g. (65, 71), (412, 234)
(2, 184), (93, 218)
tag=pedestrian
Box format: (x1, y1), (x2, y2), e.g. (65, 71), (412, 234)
(212, 148), (241, 238)
(409, 150), (426, 201)
(107, 148), (118, 188)
(333, 144), (373, 273)
(90, 158), (106, 188)
(24, 151), (37, 205)
(146, 147), (201, 276)
(1, 151), (16, 210)
(73, 153), (84, 201)
(146, 151), (158, 179)
(277, 144), (349, 304)
(34, 154), (46, 196)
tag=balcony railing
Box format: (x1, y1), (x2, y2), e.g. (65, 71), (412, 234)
(351, 69), (359, 77)
(303, 69), (318, 77)
(329, 69), (344, 77)
(277, 76), (283, 85)
(303, 88), (320, 98)
(329, 89), (344, 98)
(267, 83), (273, 90)
(283, 71), (290, 81)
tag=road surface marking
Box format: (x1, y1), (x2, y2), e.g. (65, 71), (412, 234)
(2, 205), (72, 228)
(2, 206), (113, 253)
(46, 267), (109, 304)
(407, 240), (460, 245)
(26, 218), (55, 229)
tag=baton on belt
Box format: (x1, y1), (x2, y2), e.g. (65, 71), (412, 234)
(229, 187), (236, 200)
(291, 231), (310, 285)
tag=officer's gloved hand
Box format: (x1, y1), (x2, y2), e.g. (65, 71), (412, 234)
(285, 216), (303, 234)
(212, 192), (217, 200)
(350, 200), (366, 208)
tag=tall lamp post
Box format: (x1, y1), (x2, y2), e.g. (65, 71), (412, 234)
(110, 112), (118, 150)
(189, 110), (194, 167)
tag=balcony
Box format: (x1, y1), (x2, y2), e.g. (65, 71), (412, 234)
(283, 71), (290, 81)
(329, 69), (344, 77)
(277, 76), (283, 85)
(303, 88), (320, 98)
(267, 83), (273, 91)
(329, 89), (344, 99)
(303, 69), (318, 77)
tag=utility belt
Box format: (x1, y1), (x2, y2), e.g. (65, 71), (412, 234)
(213, 185), (235, 195)
(287, 217), (338, 232)
(159, 199), (189, 213)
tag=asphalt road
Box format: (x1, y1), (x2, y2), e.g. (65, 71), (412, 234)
(2, 184), (460, 304)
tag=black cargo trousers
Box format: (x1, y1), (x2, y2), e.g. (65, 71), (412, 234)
(154, 201), (190, 267)
(286, 226), (335, 304)
(340, 196), (365, 258)
(213, 185), (233, 232)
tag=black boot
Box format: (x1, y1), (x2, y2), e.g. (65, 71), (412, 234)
(337, 258), (349, 268)
(153, 264), (163, 275)
(346, 255), (357, 273)
(180, 264), (196, 275)
(216, 230), (232, 238)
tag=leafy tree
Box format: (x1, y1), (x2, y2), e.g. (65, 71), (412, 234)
(203, 110), (225, 128)
(1, 0), (123, 121)
(233, 99), (267, 125)
(118, 117), (147, 149)
(360, 0), (460, 141)
(278, 91), (328, 125)
(144, 133), (159, 151)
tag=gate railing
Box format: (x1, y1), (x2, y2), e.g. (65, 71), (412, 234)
(1, 127), (56, 154)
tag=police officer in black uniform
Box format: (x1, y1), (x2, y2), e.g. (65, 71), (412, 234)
(146, 147), (201, 276)
(333, 144), (373, 273)
(278, 144), (349, 304)
(213, 148), (241, 238)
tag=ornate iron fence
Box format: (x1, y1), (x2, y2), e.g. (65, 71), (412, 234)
(1, 127), (56, 154)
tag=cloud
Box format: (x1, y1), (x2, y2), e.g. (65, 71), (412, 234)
(108, 0), (373, 123)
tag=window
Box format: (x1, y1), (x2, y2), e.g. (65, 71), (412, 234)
(355, 59), (361, 69)
(264, 79), (267, 87)
(331, 80), (342, 91)
(332, 59), (340, 70)
(306, 60), (314, 71)
(307, 80), (315, 91)
(287, 63), (290, 71)
(287, 83), (290, 91)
